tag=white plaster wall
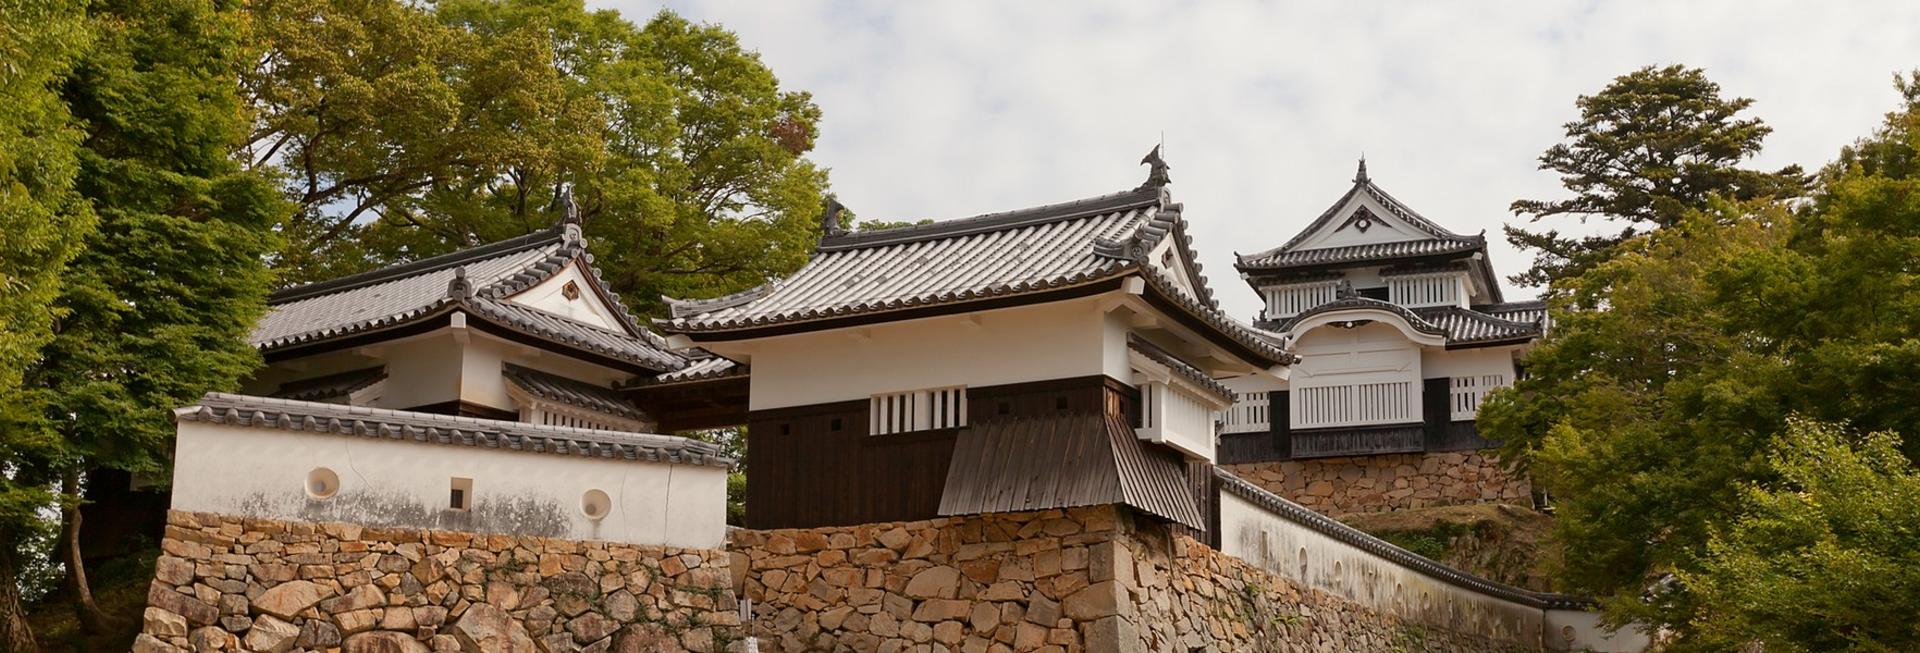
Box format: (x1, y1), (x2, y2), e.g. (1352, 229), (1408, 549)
(746, 299), (1111, 410)
(506, 262), (624, 331)
(1544, 609), (1653, 652)
(370, 335), (463, 410)
(1421, 345), (1520, 380)
(1218, 490), (1546, 643)
(171, 422), (727, 549)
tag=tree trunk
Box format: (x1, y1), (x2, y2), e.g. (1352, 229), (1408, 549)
(60, 470), (110, 635)
(0, 535), (39, 653)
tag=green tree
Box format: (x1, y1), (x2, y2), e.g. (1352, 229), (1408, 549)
(0, 0), (94, 647)
(15, 0), (286, 635)
(1480, 73), (1920, 648)
(247, 0), (828, 317)
(1507, 65), (1805, 288)
(1684, 419), (1920, 653)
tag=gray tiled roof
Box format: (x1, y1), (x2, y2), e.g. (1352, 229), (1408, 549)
(659, 185), (1293, 366)
(1238, 238), (1484, 271)
(1477, 300), (1548, 325)
(1126, 336), (1234, 403)
(502, 364), (650, 422)
(175, 393), (732, 467)
(662, 188), (1158, 330)
(1237, 172), (1484, 271)
(1262, 297), (1542, 347)
(271, 366), (387, 402)
(1412, 306), (1545, 345)
(623, 355), (745, 388)
(254, 224), (685, 372)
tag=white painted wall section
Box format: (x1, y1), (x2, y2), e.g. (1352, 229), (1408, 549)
(171, 421), (727, 549)
(745, 299), (1111, 411)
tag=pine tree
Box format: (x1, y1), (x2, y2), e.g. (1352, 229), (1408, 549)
(1507, 65), (1805, 288)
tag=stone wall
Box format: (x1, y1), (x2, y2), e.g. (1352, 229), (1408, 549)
(730, 506), (1536, 652)
(1224, 450), (1532, 515)
(134, 510), (739, 653)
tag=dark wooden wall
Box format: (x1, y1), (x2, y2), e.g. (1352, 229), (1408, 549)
(745, 375), (1155, 530)
(746, 400), (959, 529)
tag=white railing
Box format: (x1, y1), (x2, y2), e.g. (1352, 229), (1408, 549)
(1450, 375), (1508, 421)
(871, 386), (967, 435)
(1386, 272), (1464, 308)
(1219, 392), (1270, 433)
(1139, 382), (1216, 461)
(1292, 381), (1415, 429)
(1264, 281), (1340, 319)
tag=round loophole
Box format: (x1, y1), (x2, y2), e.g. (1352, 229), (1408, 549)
(307, 468), (340, 499)
(581, 489), (612, 520)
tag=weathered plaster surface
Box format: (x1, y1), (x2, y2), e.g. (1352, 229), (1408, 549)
(172, 421), (727, 549)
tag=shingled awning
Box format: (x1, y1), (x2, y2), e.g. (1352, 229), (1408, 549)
(937, 411), (1204, 530)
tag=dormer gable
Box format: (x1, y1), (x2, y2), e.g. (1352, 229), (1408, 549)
(505, 260), (628, 332)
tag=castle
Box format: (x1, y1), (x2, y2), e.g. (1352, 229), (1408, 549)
(136, 150), (1643, 652)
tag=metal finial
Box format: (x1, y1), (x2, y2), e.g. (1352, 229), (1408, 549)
(447, 266), (475, 299)
(820, 197), (848, 239)
(1138, 144), (1171, 190)
(1354, 156), (1369, 184)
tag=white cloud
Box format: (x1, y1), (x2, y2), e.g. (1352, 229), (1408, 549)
(598, 0), (1920, 318)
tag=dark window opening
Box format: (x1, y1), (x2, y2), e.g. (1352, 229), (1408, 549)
(1358, 286), (1390, 301)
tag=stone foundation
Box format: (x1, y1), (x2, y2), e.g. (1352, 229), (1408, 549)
(730, 506), (1533, 652)
(1225, 450), (1532, 515)
(134, 510), (738, 653)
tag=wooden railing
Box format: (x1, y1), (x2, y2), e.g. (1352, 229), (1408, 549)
(1218, 392), (1269, 434)
(1449, 374), (1508, 421)
(1386, 272), (1463, 308)
(1264, 282), (1340, 319)
(1293, 381), (1415, 429)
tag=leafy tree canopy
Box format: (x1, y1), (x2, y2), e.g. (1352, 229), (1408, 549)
(247, 0), (829, 317)
(1479, 73), (1920, 649)
(1507, 65), (1806, 288)
(1684, 419), (1920, 653)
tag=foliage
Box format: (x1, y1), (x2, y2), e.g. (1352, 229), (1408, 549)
(0, 0), (93, 646)
(1479, 73), (1920, 648)
(1683, 419), (1920, 653)
(246, 0), (829, 317)
(1506, 65), (1805, 288)
(21, 0), (286, 481)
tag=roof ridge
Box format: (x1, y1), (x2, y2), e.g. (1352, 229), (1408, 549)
(271, 227), (566, 304)
(1413, 304), (1540, 327)
(1239, 174), (1477, 265)
(815, 186), (1162, 252)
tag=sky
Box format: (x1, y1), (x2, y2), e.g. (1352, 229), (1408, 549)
(596, 0), (1920, 319)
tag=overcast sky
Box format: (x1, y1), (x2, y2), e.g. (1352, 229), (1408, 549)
(597, 0), (1920, 318)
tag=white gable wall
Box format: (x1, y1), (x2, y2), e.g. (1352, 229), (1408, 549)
(506, 262), (627, 332)
(1292, 193), (1429, 252)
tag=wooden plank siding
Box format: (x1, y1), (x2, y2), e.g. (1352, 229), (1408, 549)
(747, 375), (1205, 531)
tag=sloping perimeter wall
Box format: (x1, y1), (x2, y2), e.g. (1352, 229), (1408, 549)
(133, 511), (738, 653)
(731, 506), (1537, 652)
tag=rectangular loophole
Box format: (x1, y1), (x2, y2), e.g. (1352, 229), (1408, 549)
(449, 477), (472, 511)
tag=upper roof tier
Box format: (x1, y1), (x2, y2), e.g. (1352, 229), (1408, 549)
(657, 149), (1295, 368)
(254, 222), (688, 373)
(1235, 160), (1502, 302)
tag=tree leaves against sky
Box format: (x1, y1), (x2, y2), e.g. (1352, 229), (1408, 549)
(245, 0), (829, 318)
